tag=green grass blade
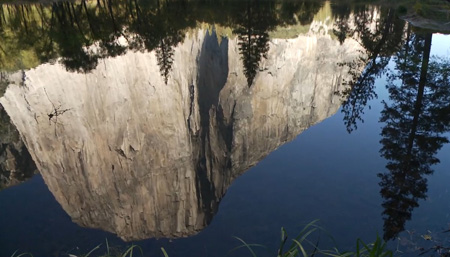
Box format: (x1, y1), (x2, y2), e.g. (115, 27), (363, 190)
(11, 250), (34, 257)
(292, 239), (309, 257)
(84, 244), (101, 257)
(320, 249), (354, 257)
(287, 220), (322, 251)
(121, 245), (143, 257)
(310, 236), (320, 257)
(362, 240), (371, 253)
(278, 227), (288, 257)
(356, 239), (362, 257)
(233, 237), (258, 257)
(286, 250), (298, 257)
(106, 238), (110, 256)
(227, 243), (266, 255)
(299, 228), (318, 243)
(161, 247), (169, 257)
(295, 220), (320, 238)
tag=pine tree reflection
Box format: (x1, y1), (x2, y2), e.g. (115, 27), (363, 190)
(0, 4), (57, 70)
(233, 0), (274, 87)
(152, 6), (184, 84)
(333, 6), (405, 132)
(50, 2), (100, 72)
(378, 32), (450, 240)
(278, 1), (322, 26)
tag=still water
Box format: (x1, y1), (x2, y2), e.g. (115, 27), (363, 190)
(0, 0), (450, 256)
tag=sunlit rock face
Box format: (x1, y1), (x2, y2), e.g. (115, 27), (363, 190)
(0, 26), (363, 240)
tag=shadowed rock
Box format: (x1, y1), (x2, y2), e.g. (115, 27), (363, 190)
(0, 76), (37, 190)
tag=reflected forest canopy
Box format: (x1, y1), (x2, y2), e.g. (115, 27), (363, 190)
(0, 0), (322, 86)
(1, 0), (450, 246)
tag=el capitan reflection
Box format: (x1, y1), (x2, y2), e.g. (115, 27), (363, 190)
(1, 3), (363, 240)
(0, 0), (449, 253)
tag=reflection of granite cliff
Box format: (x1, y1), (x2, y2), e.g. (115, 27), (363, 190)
(0, 75), (37, 189)
(0, 104), (37, 190)
(0, 28), (363, 240)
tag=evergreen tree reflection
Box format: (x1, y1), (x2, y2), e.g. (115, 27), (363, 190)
(50, 2), (99, 72)
(150, 2), (185, 84)
(278, 1), (322, 26)
(378, 32), (450, 240)
(333, 6), (405, 132)
(0, 4), (56, 70)
(233, 0), (275, 87)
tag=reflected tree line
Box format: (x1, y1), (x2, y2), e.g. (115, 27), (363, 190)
(334, 6), (450, 240)
(0, 0), (322, 86)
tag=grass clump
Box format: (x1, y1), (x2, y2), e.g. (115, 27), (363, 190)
(231, 220), (393, 257)
(67, 239), (144, 257)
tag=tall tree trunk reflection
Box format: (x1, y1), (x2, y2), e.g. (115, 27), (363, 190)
(378, 33), (450, 241)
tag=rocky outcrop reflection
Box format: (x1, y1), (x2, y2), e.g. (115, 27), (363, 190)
(0, 104), (37, 190)
(0, 75), (37, 190)
(0, 26), (365, 240)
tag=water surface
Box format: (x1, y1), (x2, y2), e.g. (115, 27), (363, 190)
(0, 1), (450, 256)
